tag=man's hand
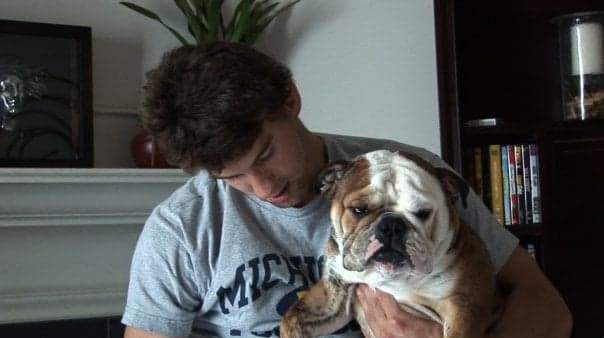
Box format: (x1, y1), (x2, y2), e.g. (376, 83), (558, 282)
(355, 284), (443, 338)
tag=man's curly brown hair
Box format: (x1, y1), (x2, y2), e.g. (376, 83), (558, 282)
(142, 41), (293, 172)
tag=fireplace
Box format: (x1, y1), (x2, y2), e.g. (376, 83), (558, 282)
(0, 168), (188, 332)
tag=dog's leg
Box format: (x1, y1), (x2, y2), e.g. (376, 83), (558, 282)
(443, 316), (485, 338)
(441, 300), (491, 338)
(281, 278), (355, 338)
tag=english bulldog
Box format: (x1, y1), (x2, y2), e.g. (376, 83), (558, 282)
(281, 150), (501, 338)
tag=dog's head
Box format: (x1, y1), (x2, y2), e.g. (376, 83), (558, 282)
(320, 150), (468, 278)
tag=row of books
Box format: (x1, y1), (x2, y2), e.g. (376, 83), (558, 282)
(462, 143), (542, 226)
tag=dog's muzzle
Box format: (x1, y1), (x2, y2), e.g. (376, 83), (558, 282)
(368, 212), (410, 265)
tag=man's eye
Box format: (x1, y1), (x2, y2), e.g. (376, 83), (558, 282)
(350, 206), (369, 217)
(257, 148), (272, 163)
(413, 209), (432, 221)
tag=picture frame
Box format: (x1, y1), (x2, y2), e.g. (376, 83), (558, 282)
(0, 19), (92, 167)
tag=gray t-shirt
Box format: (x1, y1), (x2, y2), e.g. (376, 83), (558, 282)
(122, 134), (518, 337)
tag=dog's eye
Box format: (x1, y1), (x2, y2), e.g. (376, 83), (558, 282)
(350, 206), (369, 217)
(413, 209), (432, 221)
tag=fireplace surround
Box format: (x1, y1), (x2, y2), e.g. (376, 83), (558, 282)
(0, 168), (188, 325)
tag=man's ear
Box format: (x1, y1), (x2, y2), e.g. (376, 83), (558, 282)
(284, 81), (301, 117)
(435, 168), (469, 208)
(318, 160), (350, 200)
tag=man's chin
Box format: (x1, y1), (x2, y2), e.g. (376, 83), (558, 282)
(265, 182), (316, 208)
(268, 194), (311, 209)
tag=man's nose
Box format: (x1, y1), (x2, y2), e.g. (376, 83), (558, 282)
(249, 170), (277, 199)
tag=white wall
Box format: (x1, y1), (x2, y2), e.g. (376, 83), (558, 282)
(0, 0), (441, 167)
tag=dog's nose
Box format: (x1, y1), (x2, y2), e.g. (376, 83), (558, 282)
(375, 213), (407, 247)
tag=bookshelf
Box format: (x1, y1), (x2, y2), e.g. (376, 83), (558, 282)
(434, 0), (604, 337)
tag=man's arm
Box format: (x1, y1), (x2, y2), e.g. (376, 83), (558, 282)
(356, 246), (573, 338)
(124, 326), (171, 338)
(486, 246), (572, 337)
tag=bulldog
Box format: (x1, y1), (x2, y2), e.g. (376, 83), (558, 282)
(281, 150), (501, 338)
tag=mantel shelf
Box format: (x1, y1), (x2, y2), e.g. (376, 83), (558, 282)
(0, 167), (189, 324)
(0, 168), (188, 183)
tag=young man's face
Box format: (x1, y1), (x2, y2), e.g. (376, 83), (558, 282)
(213, 115), (323, 208)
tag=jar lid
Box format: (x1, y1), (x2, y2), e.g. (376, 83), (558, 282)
(551, 11), (604, 25)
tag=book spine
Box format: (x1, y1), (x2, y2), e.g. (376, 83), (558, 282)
(489, 144), (504, 225)
(473, 147), (484, 200)
(529, 144), (542, 223)
(507, 144), (518, 225)
(481, 145), (492, 208)
(522, 144), (533, 223)
(501, 145), (511, 225)
(514, 145), (526, 224)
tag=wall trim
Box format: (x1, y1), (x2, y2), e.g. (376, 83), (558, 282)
(94, 104), (139, 116)
(0, 288), (126, 324)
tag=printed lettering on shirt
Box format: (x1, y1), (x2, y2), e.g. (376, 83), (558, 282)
(217, 253), (324, 314)
(214, 253), (360, 336)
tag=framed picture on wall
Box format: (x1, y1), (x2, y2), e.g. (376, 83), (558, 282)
(0, 19), (92, 167)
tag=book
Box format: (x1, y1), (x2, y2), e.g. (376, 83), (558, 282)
(488, 144), (504, 225)
(507, 145), (519, 225)
(514, 145), (525, 224)
(529, 144), (542, 223)
(473, 147), (484, 200)
(464, 118), (504, 127)
(522, 144), (533, 223)
(480, 145), (492, 208)
(501, 145), (511, 225)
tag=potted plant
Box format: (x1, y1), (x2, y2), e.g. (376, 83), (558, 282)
(120, 0), (301, 45)
(121, 0), (300, 167)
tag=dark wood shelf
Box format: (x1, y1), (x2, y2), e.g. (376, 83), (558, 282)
(434, 0), (604, 336)
(462, 124), (539, 147)
(507, 223), (542, 238)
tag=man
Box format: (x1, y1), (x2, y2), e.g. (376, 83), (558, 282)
(122, 41), (572, 338)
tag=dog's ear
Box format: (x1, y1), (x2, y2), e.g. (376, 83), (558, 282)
(318, 160), (350, 200)
(435, 168), (469, 208)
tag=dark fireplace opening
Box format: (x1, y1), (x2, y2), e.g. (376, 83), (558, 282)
(0, 316), (124, 338)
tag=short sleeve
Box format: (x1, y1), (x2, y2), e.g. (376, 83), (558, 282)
(121, 204), (202, 337)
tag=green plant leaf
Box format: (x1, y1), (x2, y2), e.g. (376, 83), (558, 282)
(173, 0), (207, 43)
(264, 0), (301, 24)
(241, 1), (278, 43)
(189, 0), (204, 16)
(120, 1), (192, 45)
(205, 0), (224, 41)
(227, 0), (253, 43)
(246, 0), (300, 44)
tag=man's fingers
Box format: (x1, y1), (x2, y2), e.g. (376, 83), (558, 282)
(356, 284), (386, 321)
(357, 284), (403, 317)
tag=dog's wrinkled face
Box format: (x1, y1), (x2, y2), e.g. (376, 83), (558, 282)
(320, 150), (466, 278)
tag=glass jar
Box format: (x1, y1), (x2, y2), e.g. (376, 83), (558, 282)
(552, 11), (604, 120)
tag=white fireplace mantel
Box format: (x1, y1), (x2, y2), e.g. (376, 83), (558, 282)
(0, 168), (189, 324)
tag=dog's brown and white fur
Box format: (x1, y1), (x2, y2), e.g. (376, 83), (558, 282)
(281, 150), (501, 338)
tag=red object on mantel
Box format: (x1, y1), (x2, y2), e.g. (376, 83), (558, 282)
(130, 131), (173, 168)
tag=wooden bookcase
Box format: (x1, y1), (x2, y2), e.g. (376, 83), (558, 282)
(434, 0), (604, 337)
